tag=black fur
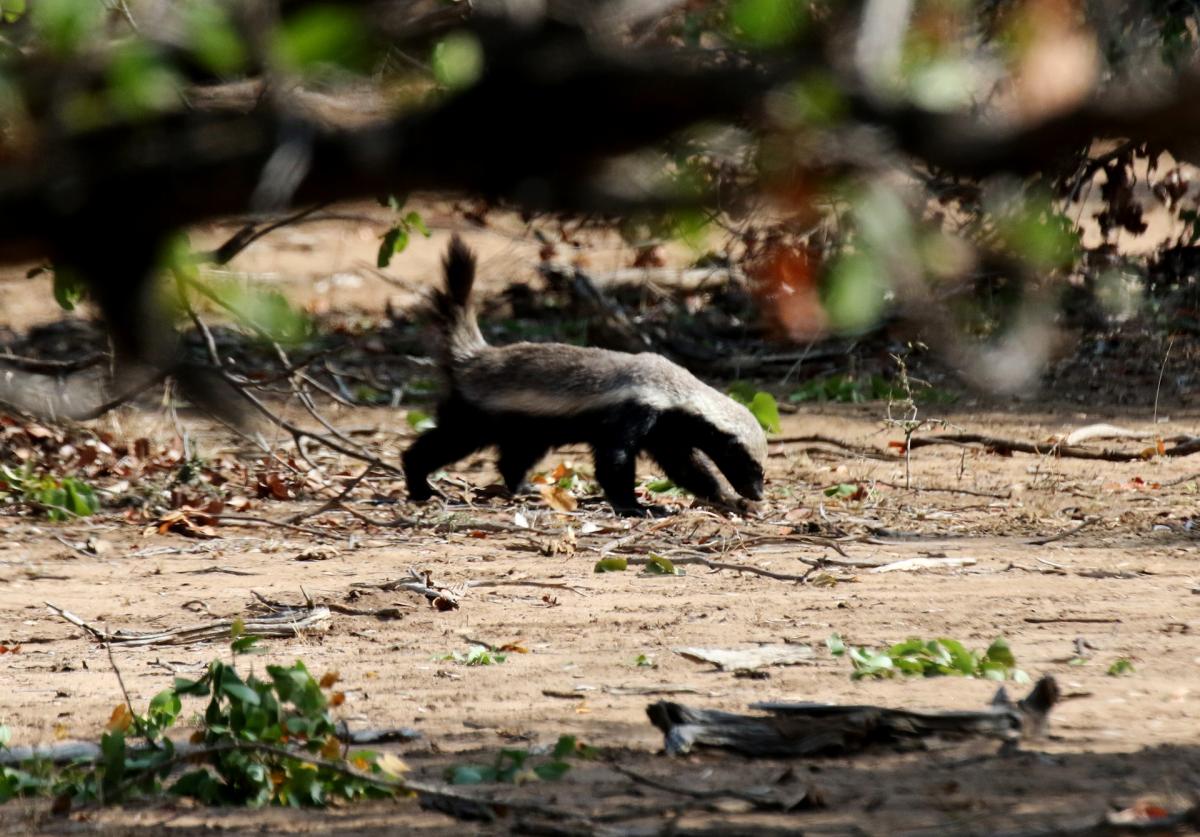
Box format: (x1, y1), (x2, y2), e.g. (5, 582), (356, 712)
(403, 397), (764, 516)
(402, 237), (766, 516)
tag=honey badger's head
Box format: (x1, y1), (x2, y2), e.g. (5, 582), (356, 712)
(681, 386), (768, 501)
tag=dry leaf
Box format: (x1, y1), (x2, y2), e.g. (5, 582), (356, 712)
(320, 736), (342, 760)
(107, 704), (134, 732)
(319, 671), (340, 689)
(376, 752), (410, 776)
(539, 484), (578, 512)
(296, 547), (340, 562)
(145, 506), (220, 539)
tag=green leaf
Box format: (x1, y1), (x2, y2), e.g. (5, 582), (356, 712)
(1107, 658), (1135, 677)
(533, 761), (572, 781)
(984, 637), (1017, 668)
(748, 392), (781, 433)
(52, 268), (87, 312)
(593, 557), (628, 573)
(432, 32), (484, 90)
(170, 768), (223, 804)
(231, 635), (260, 655)
(551, 736), (577, 759)
(148, 690), (182, 726)
(377, 225), (409, 268)
(0, 726), (10, 748)
(271, 6), (367, 74)
(107, 42), (183, 119)
(730, 0), (807, 46)
(823, 483), (859, 499)
(405, 410), (437, 432)
(173, 676), (209, 696)
(30, 0), (103, 56)
(642, 554), (682, 576)
(826, 633), (846, 656)
(822, 251), (886, 335)
(643, 478), (677, 493)
(404, 211), (431, 237)
(62, 479), (98, 517)
(1, 0), (26, 24)
(185, 4), (248, 76)
(727, 380), (758, 405)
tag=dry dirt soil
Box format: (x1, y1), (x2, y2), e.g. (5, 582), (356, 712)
(1, 206), (1199, 836)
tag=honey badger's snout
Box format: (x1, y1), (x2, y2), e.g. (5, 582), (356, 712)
(745, 477), (765, 501)
(402, 236), (769, 516)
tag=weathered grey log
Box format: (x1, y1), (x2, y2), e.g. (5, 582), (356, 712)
(647, 676), (1059, 757)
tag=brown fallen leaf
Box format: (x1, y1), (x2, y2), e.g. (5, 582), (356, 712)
(145, 507), (220, 539)
(539, 484), (578, 512)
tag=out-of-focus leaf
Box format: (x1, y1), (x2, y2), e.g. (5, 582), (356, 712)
(432, 32), (483, 90)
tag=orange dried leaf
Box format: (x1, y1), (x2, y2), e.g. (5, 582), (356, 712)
(320, 736), (342, 760)
(539, 484), (578, 513)
(107, 704), (134, 732)
(318, 671), (340, 689)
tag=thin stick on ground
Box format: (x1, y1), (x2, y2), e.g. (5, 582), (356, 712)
(105, 639), (135, 721)
(287, 466), (376, 524)
(46, 601), (331, 646)
(213, 514), (338, 539)
(1026, 516), (1100, 546)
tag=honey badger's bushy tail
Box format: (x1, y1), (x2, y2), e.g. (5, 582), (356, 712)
(432, 235), (487, 368)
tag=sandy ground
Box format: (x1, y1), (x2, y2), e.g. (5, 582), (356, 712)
(1, 205), (1199, 835)
(2, 400), (1200, 835)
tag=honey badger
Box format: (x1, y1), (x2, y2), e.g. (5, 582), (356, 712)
(402, 237), (768, 516)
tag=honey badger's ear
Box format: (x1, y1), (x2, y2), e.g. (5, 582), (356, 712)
(442, 235), (476, 307)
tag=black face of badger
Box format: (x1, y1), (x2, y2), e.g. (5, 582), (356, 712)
(402, 237), (768, 516)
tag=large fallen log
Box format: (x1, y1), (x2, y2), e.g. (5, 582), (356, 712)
(647, 675), (1059, 757)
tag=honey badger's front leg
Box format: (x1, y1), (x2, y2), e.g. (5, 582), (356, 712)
(647, 444), (723, 501)
(402, 425), (487, 501)
(497, 440), (550, 494)
(592, 442), (666, 516)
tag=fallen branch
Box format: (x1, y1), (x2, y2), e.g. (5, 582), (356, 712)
(606, 761), (822, 813)
(769, 434), (892, 460)
(622, 553), (816, 582)
(873, 480), (1012, 499)
(647, 676), (1059, 757)
(45, 601), (331, 646)
(905, 433), (1200, 461)
(213, 514), (336, 539)
(251, 590), (413, 620)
